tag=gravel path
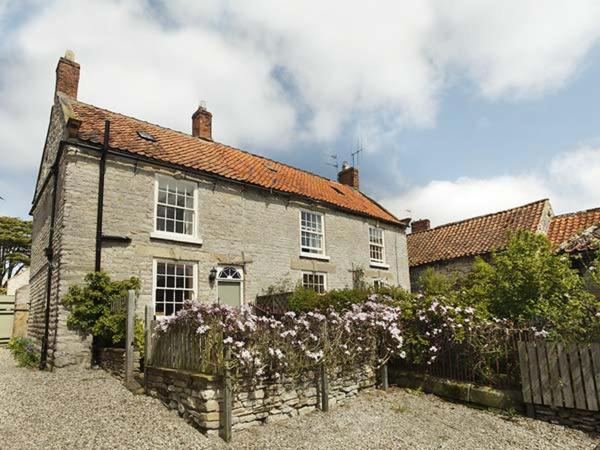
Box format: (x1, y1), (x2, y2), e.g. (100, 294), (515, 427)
(1, 349), (596, 449)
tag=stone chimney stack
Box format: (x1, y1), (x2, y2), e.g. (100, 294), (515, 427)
(411, 219), (431, 233)
(337, 162), (359, 189)
(192, 102), (212, 140)
(55, 50), (80, 99)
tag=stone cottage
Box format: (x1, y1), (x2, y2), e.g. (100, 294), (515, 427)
(29, 53), (410, 368)
(407, 199), (600, 290)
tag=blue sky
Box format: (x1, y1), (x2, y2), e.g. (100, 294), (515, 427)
(1, 1), (600, 225)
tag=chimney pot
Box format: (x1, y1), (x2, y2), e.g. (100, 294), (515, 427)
(55, 51), (80, 98)
(337, 165), (359, 189)
(192, 103), (212, 140)
(411, 219), (431, 233)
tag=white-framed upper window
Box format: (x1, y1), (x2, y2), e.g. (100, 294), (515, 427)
(302, 272), (326, 294)
(300, 210), (325, 256)
(369, 227), (385, 264)
(154, 175), (197, 237)
(153, 259), (197, 316)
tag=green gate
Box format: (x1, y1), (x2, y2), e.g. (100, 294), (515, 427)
(0, 295), (15, 346)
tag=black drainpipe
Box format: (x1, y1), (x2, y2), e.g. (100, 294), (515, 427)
(39, 144), (64, 370)
(95, 120), (110, 271)
(91, 120), (109, 366)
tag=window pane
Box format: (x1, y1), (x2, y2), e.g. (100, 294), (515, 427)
(156, 261), (196, 315)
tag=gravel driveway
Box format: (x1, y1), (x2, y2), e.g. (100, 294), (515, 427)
(0, 349), (596, 449)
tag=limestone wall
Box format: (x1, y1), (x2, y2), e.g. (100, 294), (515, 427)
(409, 255), (479, 291)
(145, 366), (375, 435)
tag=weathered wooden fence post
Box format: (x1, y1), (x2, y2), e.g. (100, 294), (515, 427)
(380, 363), (389, 391)
(144, 304), (153, 394)
(320, 363), (329, 412)
(220, 345), (233, 443)
(125, 290), (136, 389)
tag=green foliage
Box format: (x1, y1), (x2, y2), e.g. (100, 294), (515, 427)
(7, 337), (39, 368)
(462, 230), (599, 339)
(288, 284), (394, 313)
(0, 216), (32, 288)
(134, 318), (145, 357)
(288, 286), (322, 313)
(416, 268), (459, 299)
(62, 272), (140, 346)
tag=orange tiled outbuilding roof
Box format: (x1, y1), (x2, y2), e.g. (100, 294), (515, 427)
(407, 200), (550, 267)
(547, 207), (600, 247)
(63, 98), (402, 225)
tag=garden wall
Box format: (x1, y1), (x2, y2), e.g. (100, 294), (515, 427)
(534, 405), (600, 433)
(96, 347), (141, 379)
(145, 365), (376, 435)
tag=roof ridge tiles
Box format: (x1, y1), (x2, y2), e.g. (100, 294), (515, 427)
(411, 198), (549, 234)
(552, 206), (600, 219)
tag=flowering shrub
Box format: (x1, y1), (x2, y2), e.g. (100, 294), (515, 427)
(155, 300), (405, 382)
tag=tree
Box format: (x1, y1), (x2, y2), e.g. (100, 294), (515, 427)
(463, 230), (599, 339)
(0, 216), (32, 288)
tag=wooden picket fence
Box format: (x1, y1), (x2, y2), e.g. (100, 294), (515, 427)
(518, 341), (600, 411)
(254, 292), (292, 316)
(145, 316), (222, 375)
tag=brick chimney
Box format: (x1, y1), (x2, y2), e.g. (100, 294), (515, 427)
(192, 102), (212, 140)
(411, 219), (431, 233)
(337, 162), (359, 189)
(55, 50), (80, 99)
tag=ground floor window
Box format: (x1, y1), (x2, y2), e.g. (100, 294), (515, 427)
(154, 260), (196, 315)
(302, 272), (326, 293)
(373, 279), (387, 290)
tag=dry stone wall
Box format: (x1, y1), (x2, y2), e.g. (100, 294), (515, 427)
(145, 366), (375, 435)
(534, 405), (600, 434)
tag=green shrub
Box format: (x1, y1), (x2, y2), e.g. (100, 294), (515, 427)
(288, 286), (322, 313)
(7, 337), (39, 368)
(62, 272), (140, 347)
(462, 230), (599, 339)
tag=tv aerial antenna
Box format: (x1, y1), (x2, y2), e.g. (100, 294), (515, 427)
(325, 154), (339, 172)
(351, 138), (364, 168)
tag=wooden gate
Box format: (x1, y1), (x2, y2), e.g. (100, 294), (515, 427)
(0, 295), (15, 346)
(518, 341), (600, 411)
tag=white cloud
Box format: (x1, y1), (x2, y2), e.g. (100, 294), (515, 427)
(381, 147), (600, 226)
(3, 0), (600, 171)
(2, 0), (600, 220)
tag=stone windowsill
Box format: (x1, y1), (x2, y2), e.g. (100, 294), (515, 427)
(150, 231), (203, 245)
(370, 262), (390, 270)
(300, 252), (331, 261)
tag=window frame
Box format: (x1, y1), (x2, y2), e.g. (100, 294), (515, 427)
(301, 271), (327, 294)
(299, 209), (329, 260)
(152, 258), (198, 316)
(151, 174), (203, 244)
(369, 226), (389, 268)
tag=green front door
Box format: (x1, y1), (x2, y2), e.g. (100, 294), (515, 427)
(218, 281), (241, 307)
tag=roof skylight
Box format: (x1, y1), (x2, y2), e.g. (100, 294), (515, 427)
(137, 131), (156, 142)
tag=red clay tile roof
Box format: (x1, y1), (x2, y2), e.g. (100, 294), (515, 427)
(547, 207), (600, 247)
(63, 98), (402, 225)
(407, 199), (549, 267)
